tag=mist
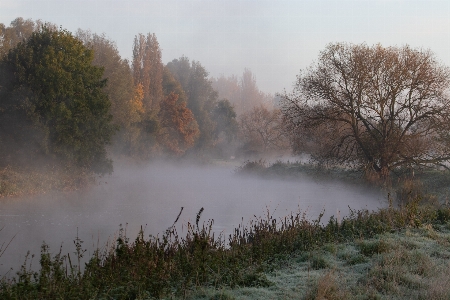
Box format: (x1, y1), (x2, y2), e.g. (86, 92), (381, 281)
(0, 161), (385, 275)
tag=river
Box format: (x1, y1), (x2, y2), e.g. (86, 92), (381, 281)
(0, 162), (385, 276)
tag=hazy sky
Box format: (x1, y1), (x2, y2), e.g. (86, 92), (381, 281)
(2, 0), (450, 94)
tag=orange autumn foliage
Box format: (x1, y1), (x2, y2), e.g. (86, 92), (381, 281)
(158, 93), (199, 155)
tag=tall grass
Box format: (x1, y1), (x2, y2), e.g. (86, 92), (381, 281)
(1, 198), (449, 299)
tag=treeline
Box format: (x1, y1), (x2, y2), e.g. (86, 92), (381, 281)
(0, 18), (289, 180)
(4, 18), (446, 186)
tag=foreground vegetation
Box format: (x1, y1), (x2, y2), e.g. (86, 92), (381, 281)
(1, 189), (450, 299)
(194, 220), (450, 299)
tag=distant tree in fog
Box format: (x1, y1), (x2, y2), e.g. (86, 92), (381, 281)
(108, 33), (164, 158)
(240, 68), (263, 112)
(282, 43), (450, 179)
(0, 17), (57, 58)
(212, 99), (238, 143)
(166, 57), (218, 150)
(211, 74), (242, 113)
(76, 30), (134, 130)
(238, 105), (289, 155)
(0, 27), (114, 173)
(76, 30), (162, 157)
(162, 66), (188, 104)
(211, 69), (273, 115)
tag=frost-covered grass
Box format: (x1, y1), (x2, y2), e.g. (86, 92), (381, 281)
(188, 223), (450, 300)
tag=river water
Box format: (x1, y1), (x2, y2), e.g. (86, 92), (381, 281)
(0, 162), (385, 276)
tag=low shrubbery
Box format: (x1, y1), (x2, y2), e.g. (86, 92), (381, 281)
(1, 196), (450, 299)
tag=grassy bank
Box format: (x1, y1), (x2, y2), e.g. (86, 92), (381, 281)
(0, 165), (95, 198)
(192, 220), (450, 299)
(1, 198), (450, 299)
(2, 160), (450, 299)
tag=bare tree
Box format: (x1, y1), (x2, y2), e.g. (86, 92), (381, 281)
(239, 105), (289, 154)
(282, 43), (450, 178)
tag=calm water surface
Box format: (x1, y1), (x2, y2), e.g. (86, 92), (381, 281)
(0, 163), (386, 275)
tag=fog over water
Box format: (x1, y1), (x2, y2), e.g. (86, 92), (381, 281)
(0, 162), (385, 275)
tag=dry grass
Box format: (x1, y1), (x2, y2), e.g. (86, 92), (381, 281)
(304, 270), (350, 300)
(185, 219), (450, 299)
(425, 262), (450, 299)
(0, 165), (94, 197)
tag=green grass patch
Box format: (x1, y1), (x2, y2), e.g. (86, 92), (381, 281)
(357, 239), (391, 256)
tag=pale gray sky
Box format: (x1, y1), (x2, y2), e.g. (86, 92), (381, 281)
(2, 0), (450, 94)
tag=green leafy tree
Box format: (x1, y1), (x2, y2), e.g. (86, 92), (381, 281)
(0, 27), (115, 173)
(76, 30), (133, 129)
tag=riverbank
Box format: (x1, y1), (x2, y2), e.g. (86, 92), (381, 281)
(1, 200), (449, 299)
(1, 161), (449, 299)
(189, 221), (450, 299)
(236, 160), (450, 203)
(0, 165), (95, 198)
